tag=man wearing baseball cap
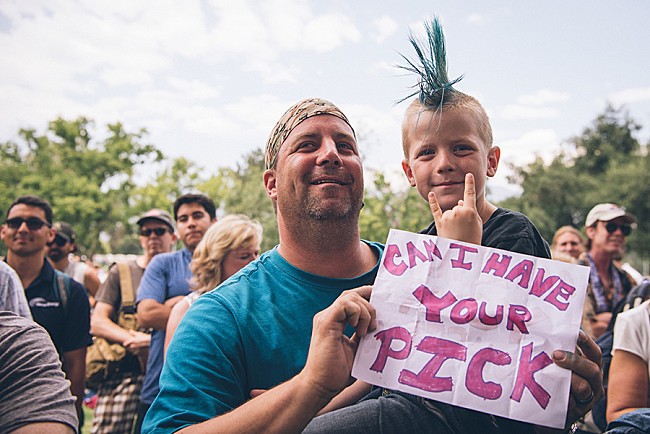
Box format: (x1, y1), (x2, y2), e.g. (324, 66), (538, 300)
(47, 221), (102, 301)
(580, 203), (637, 339)
(89, 209), (177, 433)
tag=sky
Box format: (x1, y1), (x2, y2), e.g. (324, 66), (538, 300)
(1, 1), (649, 201)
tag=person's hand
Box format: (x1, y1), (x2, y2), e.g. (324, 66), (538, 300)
(300, 286), (376, 402)
(123, 329), (151, 353)
(533, 330), (604, 434)
(429, 173), (482, 245)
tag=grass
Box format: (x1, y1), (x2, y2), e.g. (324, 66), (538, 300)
(81, 405), (94, 434)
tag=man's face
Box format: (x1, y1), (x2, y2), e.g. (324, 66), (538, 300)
(139, 221), (176, 257)
(221, 244), (261, 282)
(176, 203), (215, 251)
(401, 108), (499, 214)
(46, 235), (74, 262)
(264, 114), (364, 222)
(1, 204), (55, 257)
(587, 217), (631, 256)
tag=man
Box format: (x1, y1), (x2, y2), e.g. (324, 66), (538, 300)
(47, 221), (101, 299)
(90, 209), (177, 433)
(0, 261), (31, 318)
(580, 203), (637, 339)
(0, 311), (78, 433)
(143, 98), (603, 433)
(134, 194), (216, 432)
(1, 195), (92, 426)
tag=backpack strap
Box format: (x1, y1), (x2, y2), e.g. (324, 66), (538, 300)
(54, 270), (70, 313)
(117, 262), (135, 314)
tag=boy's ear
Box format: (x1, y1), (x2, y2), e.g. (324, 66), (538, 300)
(401, 160), (417, 187)
(486, 146), (501, 178)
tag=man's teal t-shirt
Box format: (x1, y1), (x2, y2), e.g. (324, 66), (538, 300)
(143, 242), (384, 433)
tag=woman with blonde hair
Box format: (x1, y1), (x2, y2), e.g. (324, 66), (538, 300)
(551, 225), (585, 261)
(164, 214), (262, 354)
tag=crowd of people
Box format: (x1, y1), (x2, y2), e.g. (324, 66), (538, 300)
(1, 15), (648, 434)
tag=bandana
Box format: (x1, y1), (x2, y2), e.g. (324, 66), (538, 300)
(264, 98), (354, 170)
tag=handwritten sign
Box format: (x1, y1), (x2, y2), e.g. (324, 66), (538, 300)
(352, 229), (589, 428)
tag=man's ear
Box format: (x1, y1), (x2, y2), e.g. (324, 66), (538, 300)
(486, 146), (501, 178)
(401, 160), (416, 187)
(585, 225), (596, 241)
(46, 227), (55, 244)
(263, 169), (278, 201)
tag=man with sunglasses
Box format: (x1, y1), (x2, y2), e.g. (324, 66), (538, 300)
(89, 209), (177, 433)
(47, 221), (101, 304)
(133, 194), (216, 433)
(1, 195), (92, 427)
(580, 203), (638, 339)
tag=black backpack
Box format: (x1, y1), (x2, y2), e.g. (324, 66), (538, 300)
(592, 279), (650, 431)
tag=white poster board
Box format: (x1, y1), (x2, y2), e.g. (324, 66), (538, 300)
(352, 229), (589, 429)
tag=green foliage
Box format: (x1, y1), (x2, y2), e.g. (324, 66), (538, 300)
(499, 105), (650, 259)
(360, 171), (432, 243)
(202, 149), (278, 252)
(0, 117), (162, 256)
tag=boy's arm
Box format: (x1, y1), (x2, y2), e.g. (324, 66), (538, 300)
(428, 173), (482, 245)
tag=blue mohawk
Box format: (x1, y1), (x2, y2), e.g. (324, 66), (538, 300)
(397, 16), (463, 108)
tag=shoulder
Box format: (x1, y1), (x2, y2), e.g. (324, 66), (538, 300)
(483, 208), (550, 258)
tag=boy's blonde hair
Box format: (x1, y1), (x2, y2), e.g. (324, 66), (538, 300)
(401, 95), (493, 157)
(189, 214), (263, 294)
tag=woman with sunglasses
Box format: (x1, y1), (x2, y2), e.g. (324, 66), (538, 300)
(163, 214), (262, 355)
(580, 203), (638, 340)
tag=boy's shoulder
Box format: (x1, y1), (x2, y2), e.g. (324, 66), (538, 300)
(483, 208), (551, 258)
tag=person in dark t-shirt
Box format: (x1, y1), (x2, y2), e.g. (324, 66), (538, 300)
(1, 195), (91, 428)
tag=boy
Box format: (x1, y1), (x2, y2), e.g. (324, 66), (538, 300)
(303, 17), (597, 434)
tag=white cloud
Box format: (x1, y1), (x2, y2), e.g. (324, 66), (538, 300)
(498, 129), (561, 165)
(609, 87), (650, 105)
(517, 90), (570, 106)
(371, 16), (398, 44)
(467, 14), (487, 25)
(498, 105), (560, 120)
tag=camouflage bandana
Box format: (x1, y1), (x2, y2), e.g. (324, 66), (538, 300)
(264, 97), (355, 170)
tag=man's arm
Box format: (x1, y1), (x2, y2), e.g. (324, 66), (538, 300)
(83, 266), (101, 296)
(61, 347), (86, 424)
(137, 296), (184, 330)
(12, 422), (75, 434)
(176, 286), (375, 434)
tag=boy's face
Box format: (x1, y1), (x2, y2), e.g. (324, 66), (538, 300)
(401, 108), (500, 215)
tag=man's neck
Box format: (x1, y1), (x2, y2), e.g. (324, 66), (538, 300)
(277, 217), (377, 278)
(7, 251), (45, 289)
(590, 249), (613, 274)
(50, 257), (69, 272)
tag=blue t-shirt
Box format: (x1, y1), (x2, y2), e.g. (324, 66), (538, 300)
(136, 248), (193, 405)
(143, 241), (384, 433)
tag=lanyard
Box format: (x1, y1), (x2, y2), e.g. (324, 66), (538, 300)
(586, 253), (623, 313)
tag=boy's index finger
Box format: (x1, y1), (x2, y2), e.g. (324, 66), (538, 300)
(428, 191), (443, 223)
(463, 173), (477, 210)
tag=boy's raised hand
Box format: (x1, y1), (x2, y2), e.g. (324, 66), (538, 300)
(428, 173), (482, 245)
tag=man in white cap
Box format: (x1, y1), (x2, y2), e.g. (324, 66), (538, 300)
(580, 203), (637, 339)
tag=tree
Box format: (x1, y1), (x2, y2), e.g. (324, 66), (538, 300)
(360, 170), (432, 243)
(499, 105), (650, 260)
(0, 117), (163, 256)
(201, 149), (279, 252)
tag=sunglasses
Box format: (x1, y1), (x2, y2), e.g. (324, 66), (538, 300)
(4, 217), (51, 231)
(48, 235), (69, 247)
(140, 227), (170, 237)
(605, 222), (632, 236)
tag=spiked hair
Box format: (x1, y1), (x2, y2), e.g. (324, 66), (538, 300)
(398, 16), (493, 153)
